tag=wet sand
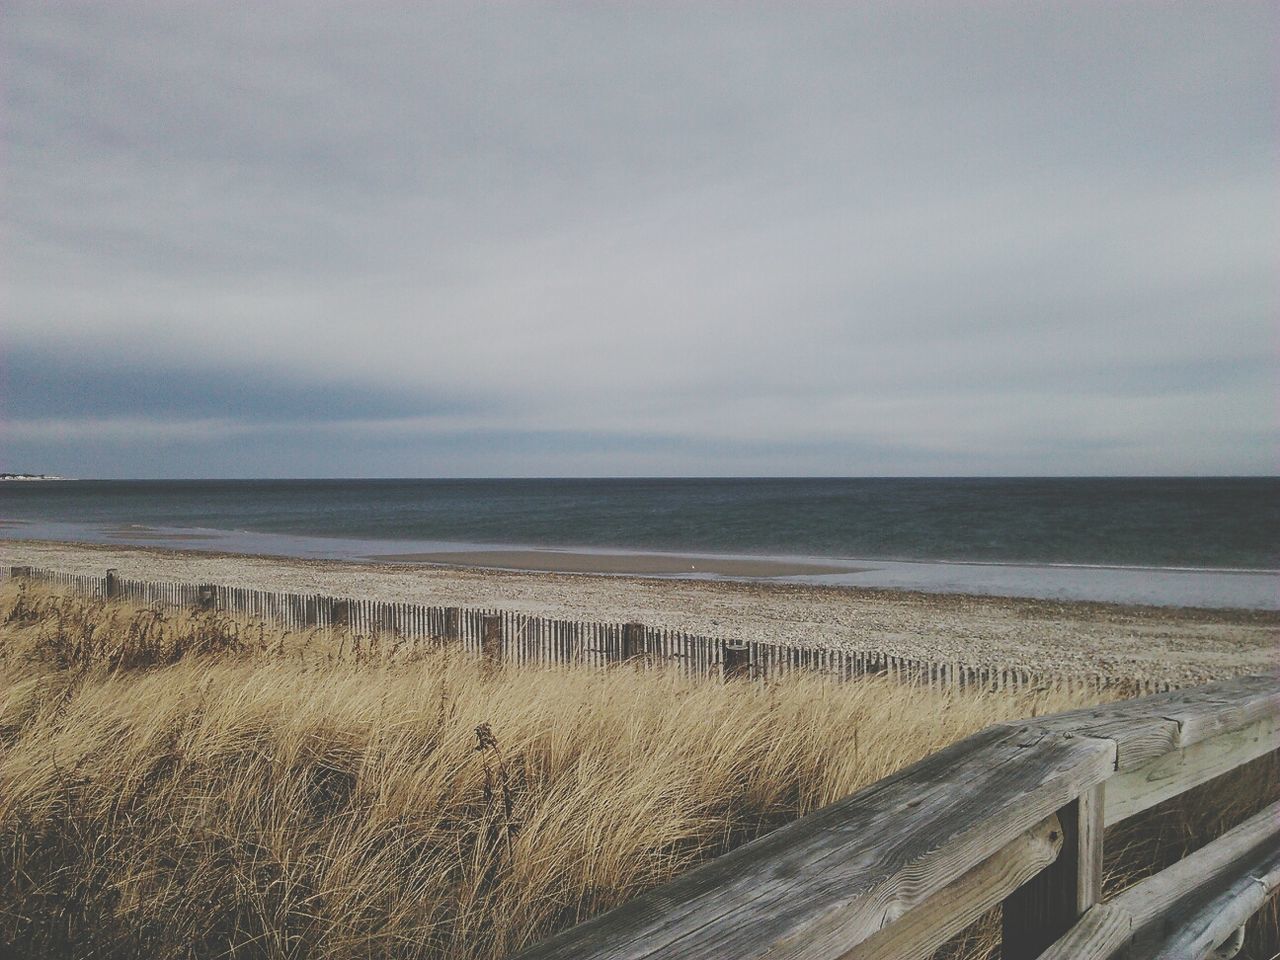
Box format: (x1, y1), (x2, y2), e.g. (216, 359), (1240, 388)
(370, 549), (860, 578)
(2, 538), (1276, 685)
(105, 526), (224, 541)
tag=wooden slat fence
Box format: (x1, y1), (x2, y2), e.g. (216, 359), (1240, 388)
(4, 565), (1172, 696)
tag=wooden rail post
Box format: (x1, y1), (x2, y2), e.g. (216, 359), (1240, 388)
(1001, 783), (1104, 959)
(376, 603), (395, 637)
(622, 622), (645, 663)
(724, 642), (750, 681)
(481, 614), (503, 665)
(303, 594), (319, 627)
(287, 593), (301, 626)
(197, 584), (216, 611)
(104, 568), (119, 599)
(445, 607), (460, 642)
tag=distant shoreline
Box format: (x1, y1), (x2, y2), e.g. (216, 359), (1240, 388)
(368, 547), (863, 578)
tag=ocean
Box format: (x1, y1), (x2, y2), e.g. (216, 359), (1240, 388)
(1, 478), (1277, 608)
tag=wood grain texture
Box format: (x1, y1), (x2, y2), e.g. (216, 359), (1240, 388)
(513, 727), (1113, 960)
(1033, 673), (1280, 769)
(1105, 714), (1280, 825)
(1033, 902), (1132, 960)
(844, 815), (1063, 960)
(1157, 677), (1280, 748)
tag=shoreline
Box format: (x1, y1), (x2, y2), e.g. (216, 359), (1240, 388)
(2, 537), (1276, 684)
(2, 534), (1277, 623)
(367, 548), (862, 578)
(0, 520), (1275, 610)
(5, 534), (1280, 621)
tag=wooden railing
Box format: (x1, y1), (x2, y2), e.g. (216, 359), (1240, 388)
(4, 565), (1173, 696)
(511, 673), (1279, 960)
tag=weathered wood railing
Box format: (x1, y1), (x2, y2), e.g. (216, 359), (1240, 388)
(4, 565), (1174, 696)
(512, 673), (1279, 960)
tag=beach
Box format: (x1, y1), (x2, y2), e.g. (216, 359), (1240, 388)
(3, 538), (1274, 686)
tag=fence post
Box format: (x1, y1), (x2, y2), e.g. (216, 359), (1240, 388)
(481, 614), (503, 664)
(104, 568), (119, 599)
(377, 602), (396, 637)
(331, 599), (351, 630)
(1000, 783), (1104, 958)
(445, 607), (461, 642)
(724, 642), (751, 681)
(622, 622), (645, 663)
(197, 584), (216, 611)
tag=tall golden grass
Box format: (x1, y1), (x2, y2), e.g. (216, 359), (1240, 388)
(0, 584), (1274, 959)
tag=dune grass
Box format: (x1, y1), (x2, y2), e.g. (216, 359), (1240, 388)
(0, 584), (1274, 959)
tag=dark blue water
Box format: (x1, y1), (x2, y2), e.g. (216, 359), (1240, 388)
(0, 478), (1276, 570)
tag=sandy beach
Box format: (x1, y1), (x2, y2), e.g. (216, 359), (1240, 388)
(3, 538), (1275, 685)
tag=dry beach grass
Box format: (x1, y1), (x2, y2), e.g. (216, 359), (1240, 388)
(0, 584), (1093, 959)
(0, 585), (1275, 959)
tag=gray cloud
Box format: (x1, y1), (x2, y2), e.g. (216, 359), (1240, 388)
(0, 345), (484, 422)
(3, 1), (1275, 477)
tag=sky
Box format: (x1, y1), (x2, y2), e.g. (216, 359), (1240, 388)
(3, 1), (1276, 478)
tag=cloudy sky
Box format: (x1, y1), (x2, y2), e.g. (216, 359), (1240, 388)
(3, 2), (1275, 478)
